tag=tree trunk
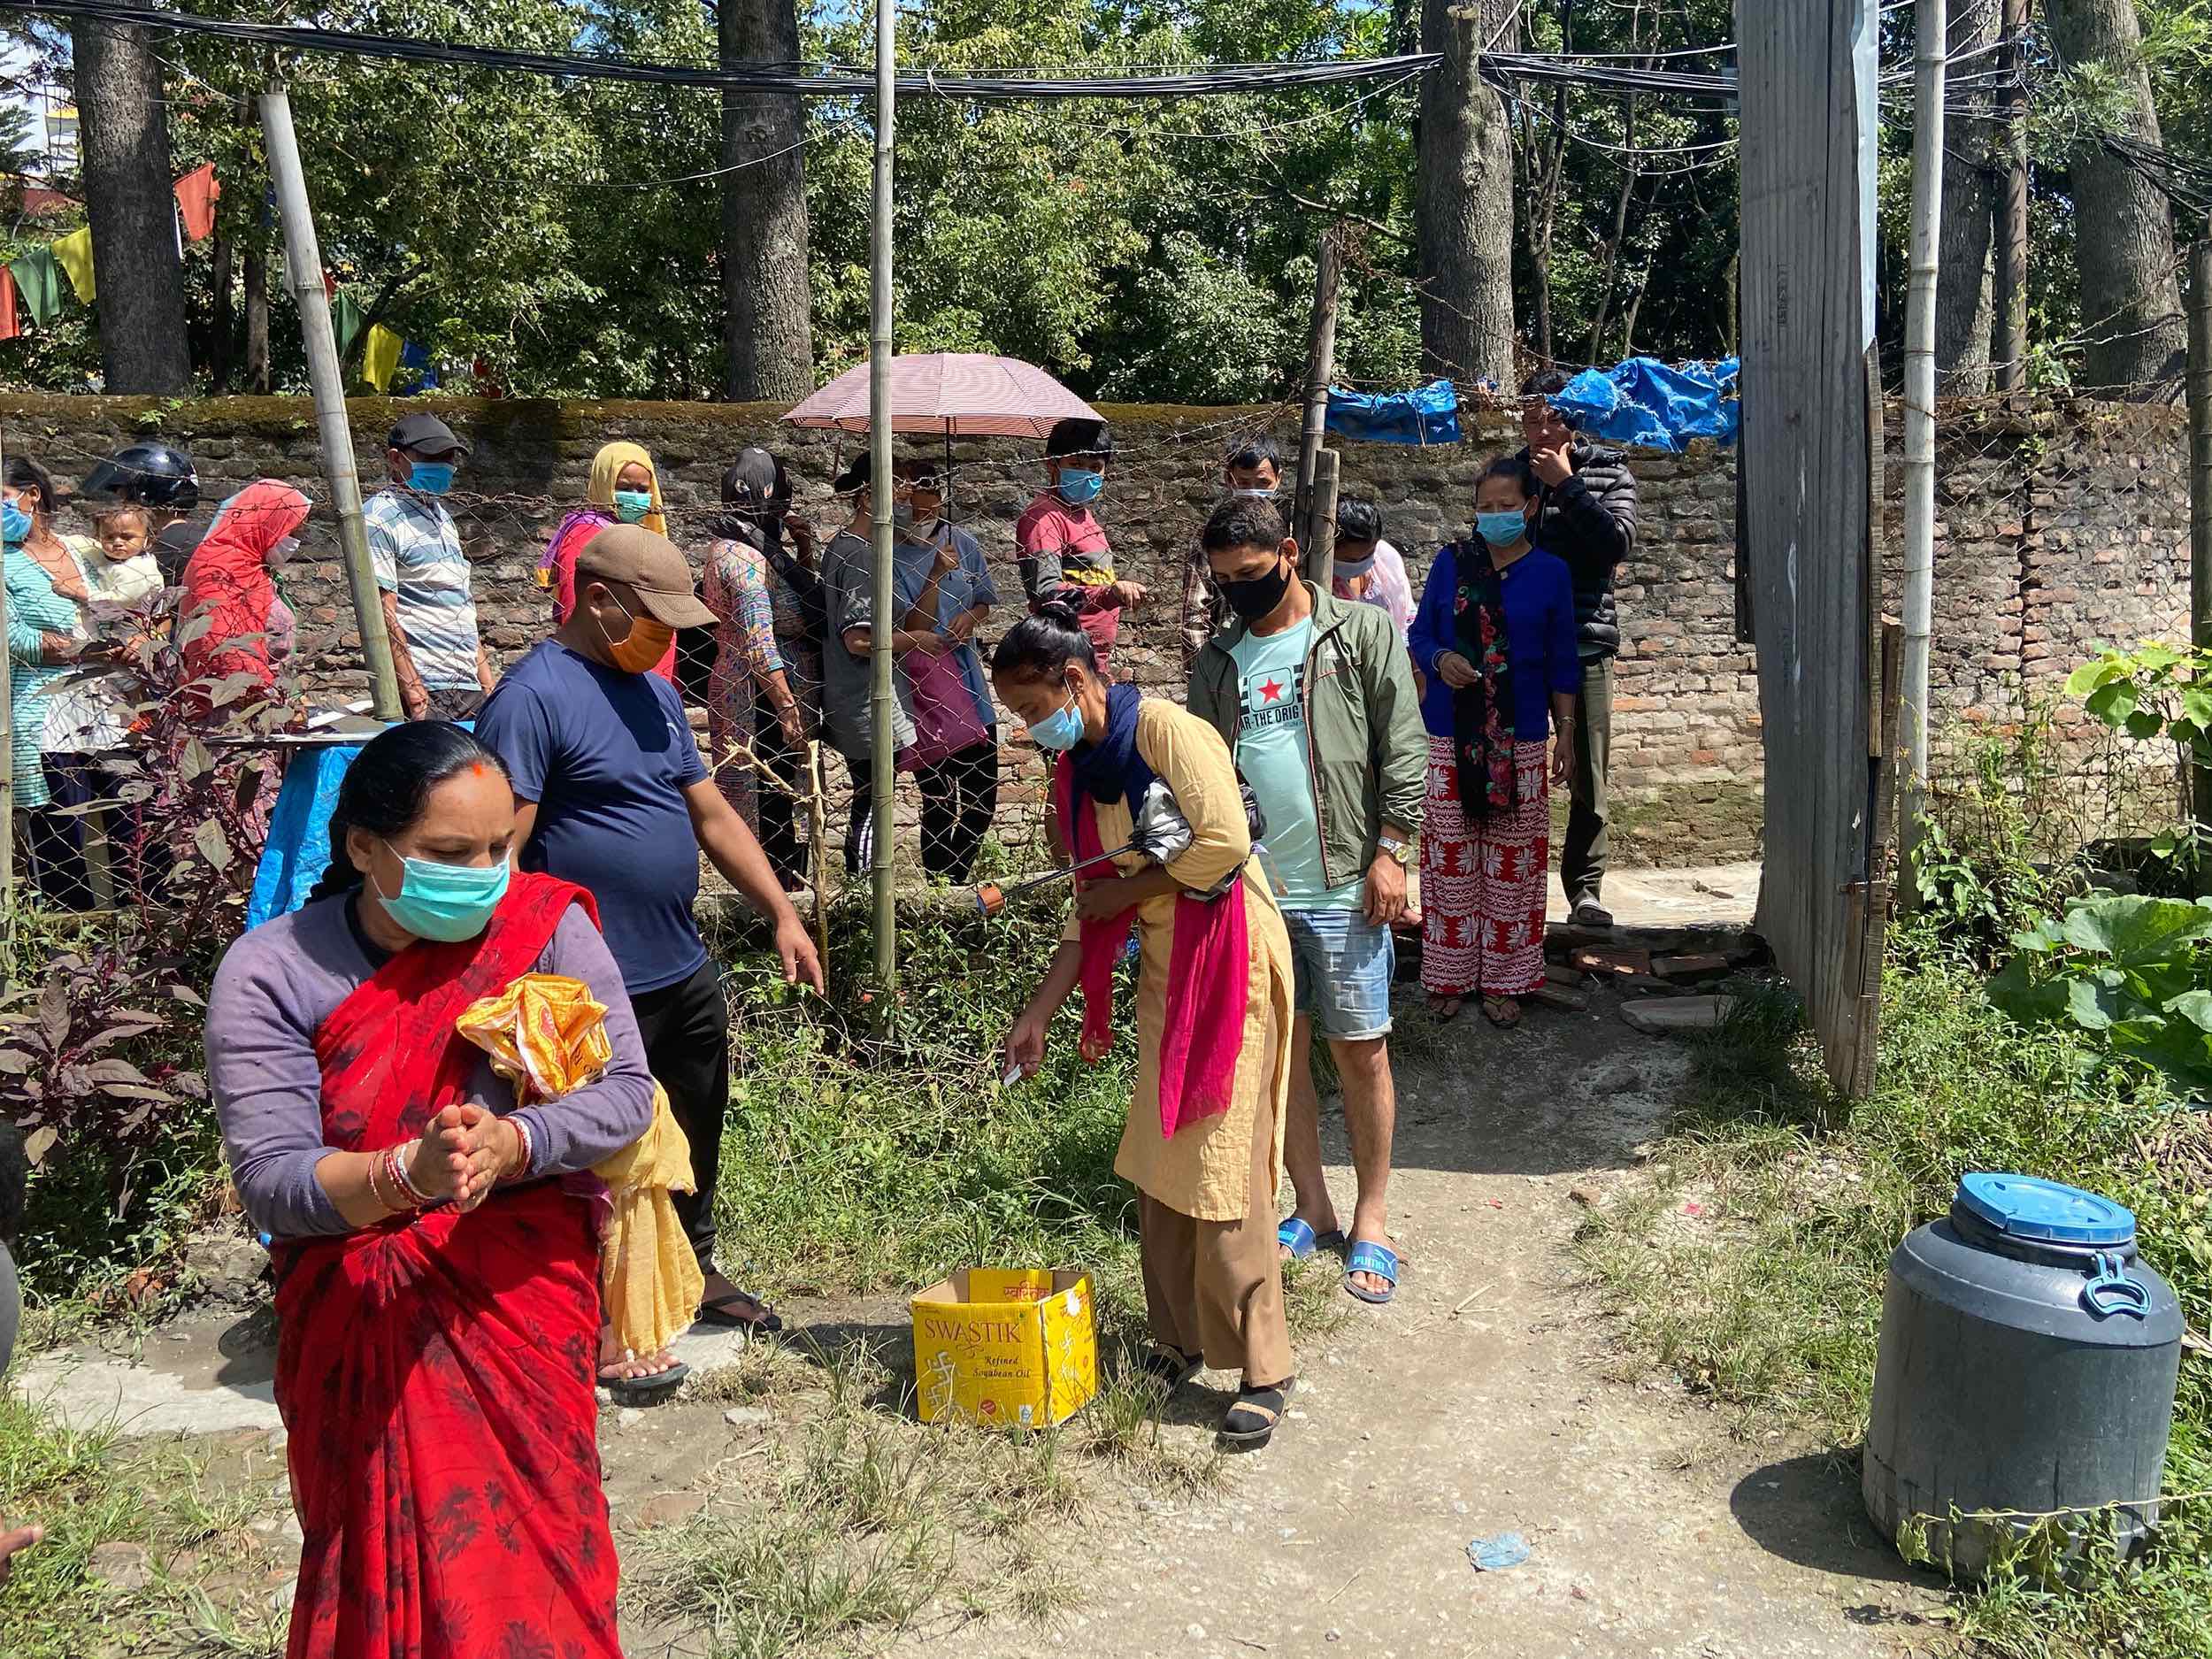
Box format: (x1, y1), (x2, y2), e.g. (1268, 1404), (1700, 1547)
(73, 20), (191, 394)
(1417, 0), (1517, 385)
(242, 239), (270, 394)
(1935, 0), (1999, 392)
(2044, 0), (2188, 391)
(208, 227), (234, 392)
(719, 0), (814, 403)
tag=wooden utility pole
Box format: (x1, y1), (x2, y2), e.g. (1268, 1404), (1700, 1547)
(1901, 0), (1948, 895)
(1304, 449), (1341, 594)
(2190, 216), (2212, 826)
(258, 86), (402, 720)
(1995, 0), (2031, 391)
(866, 0), (898, 995)
(1292, 226), (1343, 556)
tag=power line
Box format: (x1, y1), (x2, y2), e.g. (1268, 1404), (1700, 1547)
(11, 1), (1441, 99)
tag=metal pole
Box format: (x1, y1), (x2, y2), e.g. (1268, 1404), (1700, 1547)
(1994, 0), (2029, 392)
(2189, 216), (2212, 827)
(866, 0), (897, 994)
(1901, 0), (1946, 894)
(257, 85), (402, 721)
(1292, 225), (1343, 551)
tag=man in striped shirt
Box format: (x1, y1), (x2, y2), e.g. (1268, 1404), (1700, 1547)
(363, 413), (496, 720)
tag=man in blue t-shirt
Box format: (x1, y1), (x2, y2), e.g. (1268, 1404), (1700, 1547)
(478, 524), (824, 1359)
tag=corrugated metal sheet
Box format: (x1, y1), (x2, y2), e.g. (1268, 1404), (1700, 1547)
(1738, 0), (1898, 1095)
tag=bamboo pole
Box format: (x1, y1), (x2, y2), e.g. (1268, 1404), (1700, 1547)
(1900, 0), (1947, 895)
(257, 86), (402, 721)
(2189, 216), (2212, 829)
(866, 0), (897, 995)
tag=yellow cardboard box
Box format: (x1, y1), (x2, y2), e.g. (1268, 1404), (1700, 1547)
(910, 1268), (1099, 1429)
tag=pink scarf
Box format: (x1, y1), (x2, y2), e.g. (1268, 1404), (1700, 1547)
(1056, 758), (1249, 1138)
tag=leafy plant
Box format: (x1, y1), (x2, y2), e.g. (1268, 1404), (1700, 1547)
(1989, 892), (2212, 1099)
(2066, 641), (2204, 849)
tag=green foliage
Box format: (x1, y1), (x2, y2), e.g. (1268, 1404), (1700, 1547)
(1991, 893), (2212, 1097)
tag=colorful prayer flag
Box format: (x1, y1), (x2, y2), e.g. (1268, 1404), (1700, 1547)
(51, 226), (95, 303)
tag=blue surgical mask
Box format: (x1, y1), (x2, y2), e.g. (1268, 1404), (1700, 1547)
(612, 489), (654, 524)
(409, 462), (456, 495)
(1476, 510), (1531, 549)
(0, 503), (29, 546)
(1055, 468), (1104, 507)
(373, 844), (511, 943)
(1027, 688), (1087, 752)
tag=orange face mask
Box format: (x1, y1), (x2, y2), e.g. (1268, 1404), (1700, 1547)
(598, 590), (674, 674)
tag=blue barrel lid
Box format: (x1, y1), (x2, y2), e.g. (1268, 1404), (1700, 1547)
(1956, 1172), (2136, 1247)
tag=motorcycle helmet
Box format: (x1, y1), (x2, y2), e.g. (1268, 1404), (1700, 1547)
(81, 442), (200, 511)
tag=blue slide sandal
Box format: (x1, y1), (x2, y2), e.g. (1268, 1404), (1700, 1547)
(1277, 1217), (1347, 1261)
(1342, 1240), (1400, 1305)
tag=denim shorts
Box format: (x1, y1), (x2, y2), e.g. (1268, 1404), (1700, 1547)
(1280, 906), (1394, 1041)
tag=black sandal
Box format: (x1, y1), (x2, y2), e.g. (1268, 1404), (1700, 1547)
(1219, 1379), (1294, 1450)
(695, 1286), (783, 1333)
(596, 1356), (690, 1402)
(1139, 1347), (1201, 1391)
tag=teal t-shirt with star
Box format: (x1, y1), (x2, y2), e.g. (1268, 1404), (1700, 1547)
(1227, 618), (1363, 910)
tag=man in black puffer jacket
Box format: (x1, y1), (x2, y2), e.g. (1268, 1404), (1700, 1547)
(1518, 371), (1639, 927)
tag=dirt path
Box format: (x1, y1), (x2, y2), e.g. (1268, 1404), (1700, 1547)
(16, 866), (1952, 1657)
(881, 1003), (1945, 1659)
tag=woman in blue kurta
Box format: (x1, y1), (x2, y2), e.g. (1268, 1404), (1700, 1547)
(1407, 457), (1582, 1025)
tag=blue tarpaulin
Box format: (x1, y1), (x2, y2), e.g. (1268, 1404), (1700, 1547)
(1325, 378), (1461, 446)
(1550, 357), (1740, 452)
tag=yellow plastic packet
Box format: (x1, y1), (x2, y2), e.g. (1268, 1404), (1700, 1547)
(457, 973), (705, 1361)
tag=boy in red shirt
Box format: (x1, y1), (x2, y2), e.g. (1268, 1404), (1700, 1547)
(1016, 417), (1144, 675)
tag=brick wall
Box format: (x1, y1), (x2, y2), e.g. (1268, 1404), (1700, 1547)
(2, 391), (2190, 864)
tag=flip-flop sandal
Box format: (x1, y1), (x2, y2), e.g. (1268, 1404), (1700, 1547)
(1139, 1347), (1202, 1390)
(695, 1287), (783, 1333)
(1276, 1217), (1348, 1262)
(1426, 995), (1465, 1022)
(1219, 1379), (1294, 1450)
(1481, 997), (1522, 1029)
(597, 1358), (690, 1401)
(1342, 1240), (1400, 1306)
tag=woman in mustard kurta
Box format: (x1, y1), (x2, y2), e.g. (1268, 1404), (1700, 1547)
(996, 602), (1296, 1449)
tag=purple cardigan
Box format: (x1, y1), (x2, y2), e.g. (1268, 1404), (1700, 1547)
(207, 893), (657, 1240)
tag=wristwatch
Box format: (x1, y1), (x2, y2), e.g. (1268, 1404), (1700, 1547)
(1379, 834), (1414, 867)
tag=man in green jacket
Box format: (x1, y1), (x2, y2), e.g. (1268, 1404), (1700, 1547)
(1189, 496), (1426, 1305)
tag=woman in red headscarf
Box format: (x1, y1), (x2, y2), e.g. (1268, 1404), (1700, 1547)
(179, 479), (309, 714)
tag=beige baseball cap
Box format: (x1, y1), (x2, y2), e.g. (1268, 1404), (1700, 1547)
(573, 524), (716, 628)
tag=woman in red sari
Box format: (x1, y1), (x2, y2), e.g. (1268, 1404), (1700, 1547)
(209, 721), (655, 1658)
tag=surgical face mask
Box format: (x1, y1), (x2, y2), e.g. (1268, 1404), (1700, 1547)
(267, 535), (301, 571)
(1027, 684), (1087, 752)
(892, 501), (916, 528)
(598, 589), (675, 674)
(1229, 486), (1277, 500)
(1055, 467), (1104, 507)
(409, 462), (456, 495)
(1, 502), (31, 546)
(1219, 557), (1294, 623)
(612, 488), (654, 524)
(1333, 552), (1377, 581)
(1476, 509), (1532, 549)
(373, 842), (511, 943)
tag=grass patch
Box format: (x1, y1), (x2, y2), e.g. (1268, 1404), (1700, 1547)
(1578, 922), (2212, 1658)
(0, 1386), (289, 1657)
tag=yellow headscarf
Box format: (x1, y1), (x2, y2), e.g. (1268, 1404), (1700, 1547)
(586, 441), (667, 537)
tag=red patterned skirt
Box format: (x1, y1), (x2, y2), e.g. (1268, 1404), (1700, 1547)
(1418, 734), (1549, 999)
